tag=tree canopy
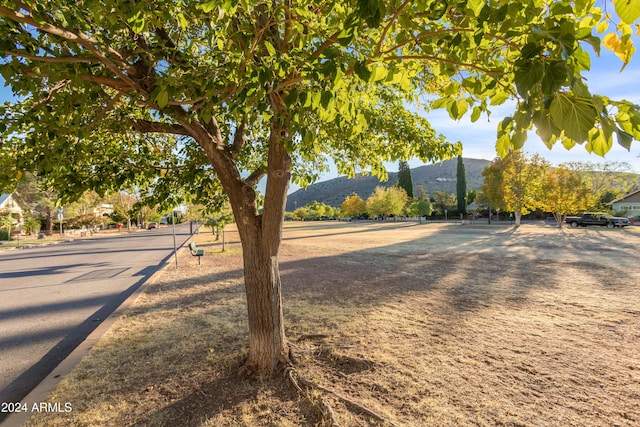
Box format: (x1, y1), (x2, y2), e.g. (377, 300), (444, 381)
(481, 150), (549, 224)
(366, 186), (409, 218)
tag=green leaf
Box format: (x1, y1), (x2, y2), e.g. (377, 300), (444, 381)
(199, 1), (217, 13)
(176, 13), (188, 30)
(370, 65), (388, 82)
(264, 41), (276, 56)
(549, 94), (597, 143)
(514, 59), (543, 97)
(615, 128), (633, 150)
(613, 0), (640, 25)
(495, 132), (511, 157)
(156, 90), (169, 108)
(586, 128), (612, 156)
(511, 129), (527, 150)
(541, 61), (568, 95)
(354, 61), (371, 82)
(447, 99), (468, 120)
(572, 46), (591, 71)
(467, 0), (485, 17)
(471, 106), (482, 122)
(490, 90), (509, 106)
(533, 110), (561, 146)
(561, 136), (577, 150)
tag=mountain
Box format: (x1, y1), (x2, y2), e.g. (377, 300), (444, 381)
(286, 157), (491, 210)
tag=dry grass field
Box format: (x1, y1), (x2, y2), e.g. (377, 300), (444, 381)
(26, 221), (640, 426)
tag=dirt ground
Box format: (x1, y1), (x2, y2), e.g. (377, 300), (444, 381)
(26, 221), (640, 426)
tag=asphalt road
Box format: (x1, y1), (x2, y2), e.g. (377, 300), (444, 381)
(0, 224), (192, 414)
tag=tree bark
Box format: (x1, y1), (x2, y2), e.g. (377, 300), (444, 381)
(514, 211), (522, 226)
(239, 123), (291, 374)
(208, 122), (291, 375)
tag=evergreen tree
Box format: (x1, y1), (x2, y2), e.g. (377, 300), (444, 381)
(397, 160), (414, 199)
(456, 156), (467, 214)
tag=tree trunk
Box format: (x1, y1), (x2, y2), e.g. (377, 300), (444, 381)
(514, 211), (522, 226)
(185, 112), (291, 376)
(240, 237), (288, 374)
(45, 208), (53, 235)
(220, 122), (292, 375)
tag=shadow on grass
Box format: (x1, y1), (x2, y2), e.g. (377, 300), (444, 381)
(26, 223), (640, 426)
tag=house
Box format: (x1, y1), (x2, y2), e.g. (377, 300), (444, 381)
(609, 189), (640, 216)
(0, 193), (25, 225)
(0, 193), (24, 216)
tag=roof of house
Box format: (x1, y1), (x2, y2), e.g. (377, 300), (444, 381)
(609, 189), (640, 205)
(0, 193), (11, 206)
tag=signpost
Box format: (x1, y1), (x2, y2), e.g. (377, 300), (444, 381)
(57, 207), (63, 237)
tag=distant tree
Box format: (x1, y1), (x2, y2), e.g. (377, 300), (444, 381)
(292, 207), (310, 221)
(397, 160), (414, 198)
(13, 173), (57, 235)
(479, 161), (507, 215)
(565, 161), (638, 210)
(540, 165), (593, 227)
(108, 192), (138, 230)
(340, 193), (367, 220)
(416, 185), (429, 201)
(0, 211), (15, 241)
(366, 186), (408, 220)
(466, 189), (477, 206)
(291, 201), (334, 221)
(456, 155), (467, 214)
(481, 151), (549, 225)
(23, 217), (41, 235)
(206, 203), (234, 247)
(432, 191), (457, 215)
(406, 199), (433, 223)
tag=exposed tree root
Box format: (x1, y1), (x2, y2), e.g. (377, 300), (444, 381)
(286, 368), (398, 427)
(321, 397), (341, 427)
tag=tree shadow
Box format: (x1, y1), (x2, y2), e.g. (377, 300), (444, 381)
(26, 223), (640, 425)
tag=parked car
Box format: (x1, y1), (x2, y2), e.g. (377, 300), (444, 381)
(147, 222), (159, 229)
(628, 216), (640, 225)
(564, 213), (629, 228)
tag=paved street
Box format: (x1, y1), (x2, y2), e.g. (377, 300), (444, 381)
(0, 224), (192, 411)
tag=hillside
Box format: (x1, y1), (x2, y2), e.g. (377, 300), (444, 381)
(286, 157), (491, 210)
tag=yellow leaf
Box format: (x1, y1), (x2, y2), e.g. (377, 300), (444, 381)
(603, 33), (619, 51)
(596, 20), (608, 33)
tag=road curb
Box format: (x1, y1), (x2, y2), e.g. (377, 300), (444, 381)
(1, 244), (189, 427)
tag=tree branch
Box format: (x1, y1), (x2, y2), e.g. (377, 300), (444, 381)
(229, 118), (248, 159)
(85, 93), (123, 130)
(375, 0), (412, 56)
(5, 51), (98, 63)
(79, 74), (132, 91)
(383, 54), (506, 76)
(310, 31), (340, 60)
(131, 119), (191, 136)
(0, 6), (142, 93)
(245, 166), (266, 188)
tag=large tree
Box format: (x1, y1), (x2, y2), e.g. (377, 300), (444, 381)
(1, 0), (639, 375)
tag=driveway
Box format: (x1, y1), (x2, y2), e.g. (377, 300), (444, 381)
(0, 224), (192, 415)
